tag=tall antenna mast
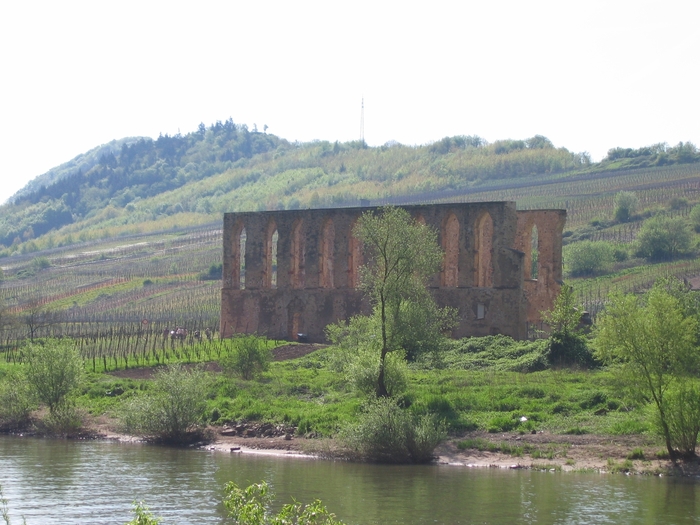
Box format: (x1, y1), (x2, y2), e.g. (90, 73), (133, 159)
(360, 97), (364, 145)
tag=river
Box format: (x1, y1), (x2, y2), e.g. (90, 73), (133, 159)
(1, 436), (699, 524)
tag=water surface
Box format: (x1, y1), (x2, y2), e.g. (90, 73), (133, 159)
(1, 436), (699, 524)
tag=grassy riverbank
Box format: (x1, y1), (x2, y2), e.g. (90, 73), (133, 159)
(3, 338), (680, 474)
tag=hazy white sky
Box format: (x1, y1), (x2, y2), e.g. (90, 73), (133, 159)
(1, 0), (698, 204)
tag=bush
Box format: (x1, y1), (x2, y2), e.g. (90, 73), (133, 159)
(125, 502), (162, 525)
(0, 370), (33, 430)
(220, 336), (272, 380)
(546, 333), (595, 368)
(121, 364), (210, 443)
(24, 338), (83, 415)
(340, 397), (445, 463)
(345, 347), (408, 397)
(635, 214), (693, 260)
(222, 481), (344, 525)
(613, 191), (638, 222)
(328, 316), (408, 396)
(564, 240), (616, 276)
(199, 263), (222, 281)
(690, 204), (700, 232)
(659, 383), (700, 458)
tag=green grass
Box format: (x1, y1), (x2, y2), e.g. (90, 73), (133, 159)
(51, 344), (654, 440)
(1, 336), (663, 443)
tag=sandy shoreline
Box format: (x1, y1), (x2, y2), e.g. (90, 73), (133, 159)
(94, 424), (693, 476)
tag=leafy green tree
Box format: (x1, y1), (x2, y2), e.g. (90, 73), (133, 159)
(593, 286), (699, 459)
(613, 191), (639, 222)
(353, 206), (453, 397)
(634, 214), (693, 260)
(24, 338), (83, 415)
(122, 364), (210, 443)
(564, 240), (616, 276)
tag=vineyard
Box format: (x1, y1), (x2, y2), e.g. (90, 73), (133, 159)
(0, 224), (223, 356)
(2, 161), (700, 348)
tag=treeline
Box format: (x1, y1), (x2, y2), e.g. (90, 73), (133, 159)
(1, 121), (698, 253)
(0, 120), (285, 247)
(603, 141), (699, 168)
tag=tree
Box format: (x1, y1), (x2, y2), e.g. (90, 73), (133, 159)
(353, 206), (452, 397)
(613, 191), (639, 222)
(564, 240), (616, 277)
(593, 286), (699, 459)
(24, 338), (83, 415)
(634, 214), (692, 260)
(22, 297), (59, 342)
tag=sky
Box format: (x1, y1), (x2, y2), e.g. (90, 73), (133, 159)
(1, 0), (698, 204)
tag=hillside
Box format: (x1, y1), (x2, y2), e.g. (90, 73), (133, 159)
(1, 121), (700, 344)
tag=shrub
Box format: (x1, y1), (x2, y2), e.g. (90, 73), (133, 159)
(659, 383), (700, 458)
(126, 502), (162, 525)
(0, 370), (33, 430)
(344, 347), (408, 397)
(690, 204), (700, 232)
(220, 336), (272, 380)
(223, 481), (344, 525)
(634, 214), (693, 260)
(328, 317), (408, 396)
(613, 191), (638, 222)
(121, 364), (210, 443)
(199, 263), (222, 281)
(24, 338), (83, 415)
(564, 240), (616, 276)
(546, 332), (595, 368)
(340, 397), (445, 463)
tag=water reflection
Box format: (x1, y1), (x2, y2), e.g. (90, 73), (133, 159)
(1, 436), (699, 524)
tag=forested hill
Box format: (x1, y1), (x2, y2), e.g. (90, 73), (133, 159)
(1, 118), (699, 254)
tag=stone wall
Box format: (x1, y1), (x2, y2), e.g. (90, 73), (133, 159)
(221, 202), (565, 342)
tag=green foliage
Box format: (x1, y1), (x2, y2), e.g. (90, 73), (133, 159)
(125, 502), (161, 525)
(634, 214), (693, 260)
(220, 336), (272, 380)
(327, 316), (408, 397)
(353, 206), (454, 396)
(564, 240), (617, 276)
(542, 285), (595, 368)
(593, 284), (699, 458)
(657, 382), (700, 458)
(199, 263), (222, 281)
(121, 364), (210, 443)
(613, 191), (639, 222)
(222, 480), (344, 525)
(0, 370), (33, 430)
(24, 338), (84, 414)
(340, 397), (445, 463)
(689, 204), (700, 232)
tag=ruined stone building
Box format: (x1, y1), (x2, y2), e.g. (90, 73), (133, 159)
(221, 202), (565, 342)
